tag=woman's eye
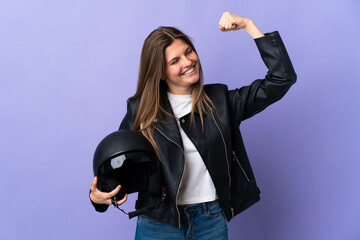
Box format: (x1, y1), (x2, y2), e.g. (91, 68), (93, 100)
(186, 49), (193, 55)
(171, 59), (178, 65)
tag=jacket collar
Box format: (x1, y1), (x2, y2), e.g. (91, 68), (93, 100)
(154, 90), (184, 150)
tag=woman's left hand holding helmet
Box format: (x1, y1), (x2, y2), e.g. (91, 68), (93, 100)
(90, 176), (128, 206)
(219, 11), (265, 39)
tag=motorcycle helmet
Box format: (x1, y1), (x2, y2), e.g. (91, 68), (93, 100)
(93, 130), (163, 214)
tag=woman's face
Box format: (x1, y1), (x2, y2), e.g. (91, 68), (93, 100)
(163, 39), (200, 95)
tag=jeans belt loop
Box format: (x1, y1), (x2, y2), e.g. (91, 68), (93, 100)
(202, 202), (208, 215)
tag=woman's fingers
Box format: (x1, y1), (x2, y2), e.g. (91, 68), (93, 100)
(218, 16), (223, 27)
(227, 18), (235, 30)
(226, 19), (231, 30)
(106, 185), (121, 198)
(219, 14), (226, 31)
(89, 177), (100, 203)
(219, 13), (235, 31)
(90, 176), (98, 192)
(117, 194), (128, 206)
(219, 11), (249, 31)
(90, 178), (126, 207)
(90, 177), (122, 205)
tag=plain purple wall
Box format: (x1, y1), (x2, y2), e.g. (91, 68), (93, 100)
(1, 0), (359, 239)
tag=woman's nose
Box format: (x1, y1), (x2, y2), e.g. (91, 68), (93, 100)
(182, 56), (192, 66)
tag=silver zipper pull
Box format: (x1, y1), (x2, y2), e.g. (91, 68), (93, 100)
(231, 208), (235, 218)
(232, 150), (251, 182)
(232, 150), (237, 161)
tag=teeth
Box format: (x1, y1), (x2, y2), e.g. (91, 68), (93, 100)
(183, 67), (194, 75)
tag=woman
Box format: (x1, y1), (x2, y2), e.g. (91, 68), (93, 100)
(90, 11), (296, 240)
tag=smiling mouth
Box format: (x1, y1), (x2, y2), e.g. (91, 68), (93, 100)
(181, 66), (195, 75)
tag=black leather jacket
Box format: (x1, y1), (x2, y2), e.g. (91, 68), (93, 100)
(91, 31), (296, 228)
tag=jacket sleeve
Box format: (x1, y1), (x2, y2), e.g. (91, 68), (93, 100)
(119, 99), (135, 130)
(228, 31), (297, 124)
(89, 99), (135, 212)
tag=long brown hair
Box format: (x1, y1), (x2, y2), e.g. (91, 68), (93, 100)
(129, 26), (216, 159)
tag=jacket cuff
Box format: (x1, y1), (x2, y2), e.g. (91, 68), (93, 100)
(254, 31), (280, 44)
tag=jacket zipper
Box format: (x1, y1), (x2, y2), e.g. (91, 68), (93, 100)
(211, 112), (233, 216)
(232, 150), (250, 182)
(154, 126), (185, 229)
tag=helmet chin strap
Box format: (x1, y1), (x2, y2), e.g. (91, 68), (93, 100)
(111, 186), (168, 219)
(111, 197), (129, 215)
(111, 196), (156, 219)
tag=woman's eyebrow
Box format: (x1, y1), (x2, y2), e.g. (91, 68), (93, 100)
(168, 46), (192, 64)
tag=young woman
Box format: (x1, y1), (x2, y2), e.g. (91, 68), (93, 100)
(90, 11), (296, 240)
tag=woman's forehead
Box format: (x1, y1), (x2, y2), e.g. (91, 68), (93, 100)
(165, 39), (190, 61)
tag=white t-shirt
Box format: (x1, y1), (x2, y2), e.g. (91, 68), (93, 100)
(167, 92), (217, 205)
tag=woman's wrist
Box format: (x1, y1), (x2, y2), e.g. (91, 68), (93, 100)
(244, 20), (265, 39)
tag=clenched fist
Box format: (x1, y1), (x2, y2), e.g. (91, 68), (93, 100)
(219, 11), (264, 39)
(219, 11), (251, 31)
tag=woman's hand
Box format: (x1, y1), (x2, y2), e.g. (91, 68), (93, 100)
(219, 11), (250, 31)
(89, 176), (128, 206)
(219, 11), (265, 39)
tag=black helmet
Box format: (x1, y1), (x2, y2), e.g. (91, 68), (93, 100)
(93, 130), (164, 218)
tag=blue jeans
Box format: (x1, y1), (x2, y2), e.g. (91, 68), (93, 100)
(135, 200), (228, 240)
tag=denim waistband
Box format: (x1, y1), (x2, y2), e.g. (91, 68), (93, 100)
(178, 200), (219, 214)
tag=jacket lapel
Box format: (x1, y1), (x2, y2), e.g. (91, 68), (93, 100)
(155, 93), (184, 150)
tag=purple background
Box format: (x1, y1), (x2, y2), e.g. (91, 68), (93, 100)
(1, 0), (359, 239)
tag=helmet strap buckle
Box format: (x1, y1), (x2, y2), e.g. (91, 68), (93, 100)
(111, 196), (129, 215)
